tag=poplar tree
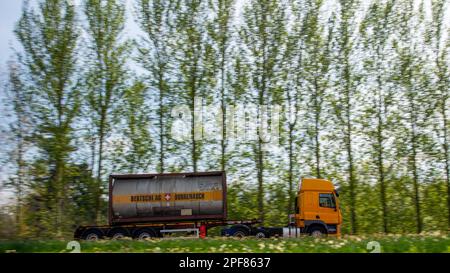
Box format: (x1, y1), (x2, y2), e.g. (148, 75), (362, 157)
(209, 0), (235, 171)
(428, 0), (450, 229)
(332, 0), (360, 234)
(173, 0), (215, 172)
(14, 0), (80, 235)
(240, 0), (287, 223)
(135, 0), (176, 173)
(393, 0), (429, 233)
(280, 0), (306, 216)
(301, 0), (333, 179)
(359, 0), (396, 234)
(84, 0), (129, 223)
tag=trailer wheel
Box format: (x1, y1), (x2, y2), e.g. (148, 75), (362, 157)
(108, 228), (129, 240)
(134, 228), (156, 240)
(308, 226), (327, 237)
(255, 232), (266, 239)
(82, 229), (103, 241)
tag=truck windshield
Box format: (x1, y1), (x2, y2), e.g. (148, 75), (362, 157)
(319, 193), (336, 209)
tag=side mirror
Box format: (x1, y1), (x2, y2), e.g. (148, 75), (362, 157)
(334, 189), (339, 197)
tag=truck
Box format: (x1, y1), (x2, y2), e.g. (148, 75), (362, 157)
(74, 171), (342, 240)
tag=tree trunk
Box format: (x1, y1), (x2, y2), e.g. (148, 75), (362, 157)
(90, 134), (96, 173)
(56, 157), (64, 237)
(257, 139), (264, 224)
(443, 101), (450, 229)
(410, 105), (422, 234)
(256, 16), (267, 224)
(16, 135), (24, 236)
(191, 88), (198, 173)
(313, 78), (321, 178)
(158, 68), (165, 173)
(96, 111), (106, 224)
(56, 96), (64, 237)
(338, 2), (356, 234)
(220, 45), (226, 171)
(376, 105), (388, 233)
(374, 72), (388, 234)
(287, 125), (294, 216)
(346, 97), (357, 234)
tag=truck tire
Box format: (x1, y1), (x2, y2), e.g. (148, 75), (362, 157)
(232, 228), (248, 238)
(108, 228), (129, 240)
(134, 228), (157, 240)
(255, 231), (266, 239)
(82, 228), (103, 241)
(308, 226), (327, 237)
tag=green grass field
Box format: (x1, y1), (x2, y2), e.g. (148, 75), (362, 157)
(1, 234), (450, 253)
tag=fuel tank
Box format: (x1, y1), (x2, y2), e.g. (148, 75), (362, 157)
(109, 171), (226, 224)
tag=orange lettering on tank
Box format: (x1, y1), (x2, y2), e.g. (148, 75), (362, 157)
(113, 190), (223, 204)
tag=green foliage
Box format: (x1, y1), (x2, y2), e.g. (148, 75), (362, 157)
(111, 80), (153, 172)
(1, 234), (450, 253)
(135, 0), (177, 173)
(239, 0), (288, 224)
(83, 0), (130, 223)
(227, 182), (259, 221)
(14, 0), (80, 237)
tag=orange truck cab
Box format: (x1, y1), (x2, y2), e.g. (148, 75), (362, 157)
(293, 178), (342, 236)
(221, 177), (342, 238)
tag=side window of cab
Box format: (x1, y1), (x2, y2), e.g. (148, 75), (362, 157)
(319, 193), (336, 209)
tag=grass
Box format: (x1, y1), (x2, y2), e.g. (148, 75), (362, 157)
(1, 234), (450, 253)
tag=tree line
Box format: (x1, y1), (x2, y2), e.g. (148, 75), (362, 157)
(0, 0), (449, 238)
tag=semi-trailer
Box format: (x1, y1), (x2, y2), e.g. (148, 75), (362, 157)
(74, 171), (342, 240)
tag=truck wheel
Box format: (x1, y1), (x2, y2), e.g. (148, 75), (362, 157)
(82, 229), (103, 241)
(232, 229), (248, 238)
(108, 228), (129, 240)
(134, 228), (156, 240)
(308, 226), (327, 237)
